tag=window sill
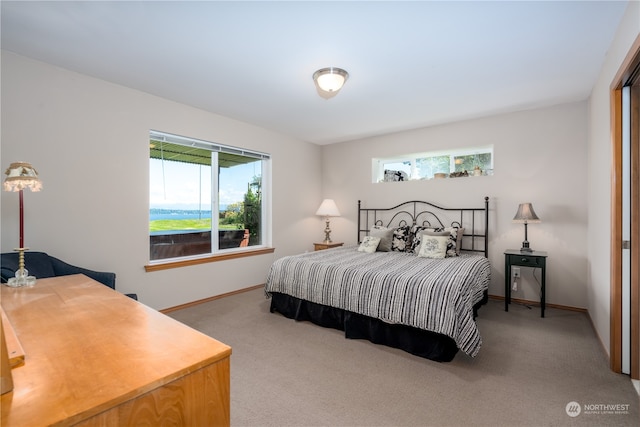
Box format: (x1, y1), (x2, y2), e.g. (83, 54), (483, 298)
(144, 247), (275, 272)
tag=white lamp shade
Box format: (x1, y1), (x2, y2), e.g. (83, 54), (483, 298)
(317, 73), (344, 92)
(316, 199), (341, 217)
(313, 67), (349, 93)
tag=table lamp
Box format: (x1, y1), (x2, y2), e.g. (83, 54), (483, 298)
(3, 162), (42, 287)
(316, 199), (340, 243)
(512, 202), (540, 252)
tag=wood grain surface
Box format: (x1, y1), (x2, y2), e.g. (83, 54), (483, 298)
(1, 274), (231, 426)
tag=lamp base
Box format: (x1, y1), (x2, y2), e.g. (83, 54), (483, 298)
(520, 241), (533, 252)
(6, 271), (36, 287)
(323, 217), (333, 244)
(4, 248), (36, 287)
(7, 270), (36, 288)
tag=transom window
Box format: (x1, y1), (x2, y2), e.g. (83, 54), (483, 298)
(149, 130), (271, 261)
(373, 146), (493, 182)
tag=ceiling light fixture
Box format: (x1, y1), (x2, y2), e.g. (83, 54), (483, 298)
(313, 67), (349, 96)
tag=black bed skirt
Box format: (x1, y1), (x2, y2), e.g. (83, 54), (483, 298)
(269, 292), (487, 362)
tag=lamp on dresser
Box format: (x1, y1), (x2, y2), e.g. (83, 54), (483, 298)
(3, 162), (42, 287)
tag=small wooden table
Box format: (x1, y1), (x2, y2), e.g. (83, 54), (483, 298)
(314, 242), (344, 251)
(1, 274), (231, 426)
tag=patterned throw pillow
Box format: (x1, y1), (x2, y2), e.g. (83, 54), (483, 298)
(358, 236), (381, 253)
(408, 226), (425, 253)
(409, 226), (438, 253)
(417, 235), (449, 259)
(410, 227), (463, 257)
(370, 226), (394, 252)
(391, 225), (411, 252)
(443, 227), (463, 257)
(414, 229), (451, 254)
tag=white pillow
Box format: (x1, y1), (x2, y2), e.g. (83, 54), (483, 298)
(358, 236), (381, 253)
(415, 230), (450, 254)
(417, 235), (449, 259)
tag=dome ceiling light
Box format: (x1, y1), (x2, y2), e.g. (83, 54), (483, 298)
(313, 67), (349, 97)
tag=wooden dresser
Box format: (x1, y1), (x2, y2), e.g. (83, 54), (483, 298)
(1, 274), (231, 426)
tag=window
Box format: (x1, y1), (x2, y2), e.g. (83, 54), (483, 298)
(149, 130), (270, 261)
(373, 146), (493, 182)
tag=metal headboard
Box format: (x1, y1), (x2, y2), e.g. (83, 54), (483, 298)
(357, 197), (490, 257)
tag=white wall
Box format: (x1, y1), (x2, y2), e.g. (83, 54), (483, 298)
(321, 102), (589, 309)
(587, 1), (640, 355)
(0, 51), (322, 310)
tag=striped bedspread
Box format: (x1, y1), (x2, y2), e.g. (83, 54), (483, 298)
(265, 246), (491, 357)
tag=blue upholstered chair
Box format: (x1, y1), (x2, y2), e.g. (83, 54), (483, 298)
(0, 251), (137, 300)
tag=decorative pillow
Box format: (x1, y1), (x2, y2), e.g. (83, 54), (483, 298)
(358, 236), (381, 253)
(409, 226), (438, 253)
(443, 227), (463, 257)
(452, 227), (464, 254)
(417, 235), (449, 259)
(407, 225), (433, 253)
(370, 226), (394, 252)
(391, 225), (411, 252)
(414, 229), (451, 254)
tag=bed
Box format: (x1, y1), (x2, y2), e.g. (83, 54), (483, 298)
(265, 197), (490, 362)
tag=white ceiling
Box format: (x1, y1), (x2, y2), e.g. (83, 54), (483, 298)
(0, 1), (629, 145)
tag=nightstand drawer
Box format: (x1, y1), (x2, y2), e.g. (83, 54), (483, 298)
(510, 254), (543, 267)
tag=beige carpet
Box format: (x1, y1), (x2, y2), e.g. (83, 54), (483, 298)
(168, 288), (639, 426)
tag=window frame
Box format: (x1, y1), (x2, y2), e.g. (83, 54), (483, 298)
(147, 130), (272, 267)
(372, 145), (493, 182)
